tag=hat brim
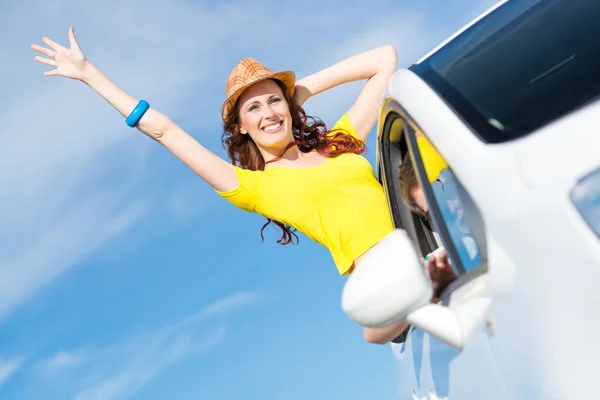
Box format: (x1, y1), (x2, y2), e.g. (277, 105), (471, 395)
(221, 70), (296, 122)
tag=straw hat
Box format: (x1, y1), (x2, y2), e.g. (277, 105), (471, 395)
(221, 57), (295, 122)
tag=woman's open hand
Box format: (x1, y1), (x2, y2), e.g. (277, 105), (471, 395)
(31, 27), (89, 81)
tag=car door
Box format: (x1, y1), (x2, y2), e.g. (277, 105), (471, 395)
(378, 106), (508, 399)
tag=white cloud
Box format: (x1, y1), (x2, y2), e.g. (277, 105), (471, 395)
(38, 350), (87, 376)
(26, 291), (259, 400)
(0, 200), (150, 321)
(73, 326), (228, 400)
(182, 290), (263, 324)
(0, 0), (236, 322)
(299, 9), (455, 126)
(71, 290), (259, 400)
(0, 358), (24, 389)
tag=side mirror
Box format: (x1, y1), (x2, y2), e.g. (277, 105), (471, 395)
(342, 230), (492, 351)
(341, 229), (433, 329)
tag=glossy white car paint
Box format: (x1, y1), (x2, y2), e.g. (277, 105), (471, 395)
(342, 229), (433, 329)
(387, 66), (600, 399)
(378, 1), (600, 399)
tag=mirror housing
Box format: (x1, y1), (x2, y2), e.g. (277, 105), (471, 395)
(342, 230), (493, 351)
(341, 229), (433, 329)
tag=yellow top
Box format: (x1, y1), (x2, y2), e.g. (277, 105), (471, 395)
(417, 136), (448, 184)
(216, 114), (394, 275)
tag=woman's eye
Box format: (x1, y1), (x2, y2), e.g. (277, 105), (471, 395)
(248, 105), (259, 112)
(270, 97), (281, 104)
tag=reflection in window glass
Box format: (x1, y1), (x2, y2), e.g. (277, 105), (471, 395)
(432, 169), (481, 271)
(413, 0), (600, 143)
(418, 136), (482, 271)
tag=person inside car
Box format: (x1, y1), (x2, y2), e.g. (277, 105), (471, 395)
(362, 151), (457, 345)
(398, 151), (456, 301)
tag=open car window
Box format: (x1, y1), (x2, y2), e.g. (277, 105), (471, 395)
(378, 106), (441, 344)
(404, 124), (488, 278)
(378, 100), (490, 345)
(378, 101), (487, 277)
(378, 110), (439, 258)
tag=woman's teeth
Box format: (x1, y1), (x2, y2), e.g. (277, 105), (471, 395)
(263, 122), (282, 132)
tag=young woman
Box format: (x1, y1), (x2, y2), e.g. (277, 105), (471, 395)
(32, 27), (417, 344)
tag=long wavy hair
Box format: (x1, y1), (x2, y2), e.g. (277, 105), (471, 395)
(222, 78), (366, 245)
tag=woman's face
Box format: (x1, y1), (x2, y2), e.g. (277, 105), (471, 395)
(411, 185), (429, 215)
(237, 79), (293, 152)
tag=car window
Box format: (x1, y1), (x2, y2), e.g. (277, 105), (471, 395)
(378, 113), (439, 258)
(412, 0), (600, 143)
(378, 110), (442, 344)
(379, 107), (488, 343)
(410, 130), (486, 274)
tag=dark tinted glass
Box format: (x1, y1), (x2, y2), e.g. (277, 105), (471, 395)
(413, 0), (600, 143)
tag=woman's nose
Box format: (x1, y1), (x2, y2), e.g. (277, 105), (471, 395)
(262, 105), (277, 119)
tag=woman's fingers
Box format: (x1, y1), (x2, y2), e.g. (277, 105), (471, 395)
(34, 55), (56, 67)
(44, 69), (59, 76)
(68, 27), (79, 49)
(31, 44), (56, 58)
(42, 36), (63, 52)
(437, 250), (449, 265)
(436, 257), (446, 270)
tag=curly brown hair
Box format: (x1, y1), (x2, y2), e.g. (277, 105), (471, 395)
(221, 78), (366, 245)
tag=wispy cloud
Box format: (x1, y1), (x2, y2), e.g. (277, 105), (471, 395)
(188, 290), (262, 321)
(73, 326), (228, 400)
(25, 291), (260, 400)
(72, 290), (260, 400)
(0, 0), (235, 323)
(38, 350), (87, 376)
(0, 358), (24, 389)
(299, 8), (449, 126)
(2, 0), (374, 326)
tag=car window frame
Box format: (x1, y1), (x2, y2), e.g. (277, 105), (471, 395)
(403, 116), (489, 287)
(378, 98), (489, 299)
(378, 105), (440, 258)
(378, 101), (441, 344)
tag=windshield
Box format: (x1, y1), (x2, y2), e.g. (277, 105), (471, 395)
(412, 0), (600, 143)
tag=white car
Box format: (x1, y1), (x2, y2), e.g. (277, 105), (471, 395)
(342, 0), (600, 399)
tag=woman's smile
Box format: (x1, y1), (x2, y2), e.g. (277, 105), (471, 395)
(261, 120), (284, 133)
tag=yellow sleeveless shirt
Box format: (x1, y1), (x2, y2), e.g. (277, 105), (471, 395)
(216, 114), (394, 275)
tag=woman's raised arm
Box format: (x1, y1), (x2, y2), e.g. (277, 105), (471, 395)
(294, 45), (398, 141)
(31, 27), (239, 192)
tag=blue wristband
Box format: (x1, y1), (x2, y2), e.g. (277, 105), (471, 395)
(126, 100), (150, 127)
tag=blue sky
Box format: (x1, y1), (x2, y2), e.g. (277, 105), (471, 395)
(0, 0), (498, 398)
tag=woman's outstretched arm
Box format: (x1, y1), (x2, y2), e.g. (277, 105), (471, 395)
(294, 45), (398, 141)
(31, 27), (239, 192)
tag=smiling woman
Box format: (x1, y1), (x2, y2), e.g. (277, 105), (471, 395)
(30, 27), (439, 345)
(221, 64), (367, 244)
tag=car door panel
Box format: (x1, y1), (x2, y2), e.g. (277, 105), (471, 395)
(382, 107), (507, 398)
